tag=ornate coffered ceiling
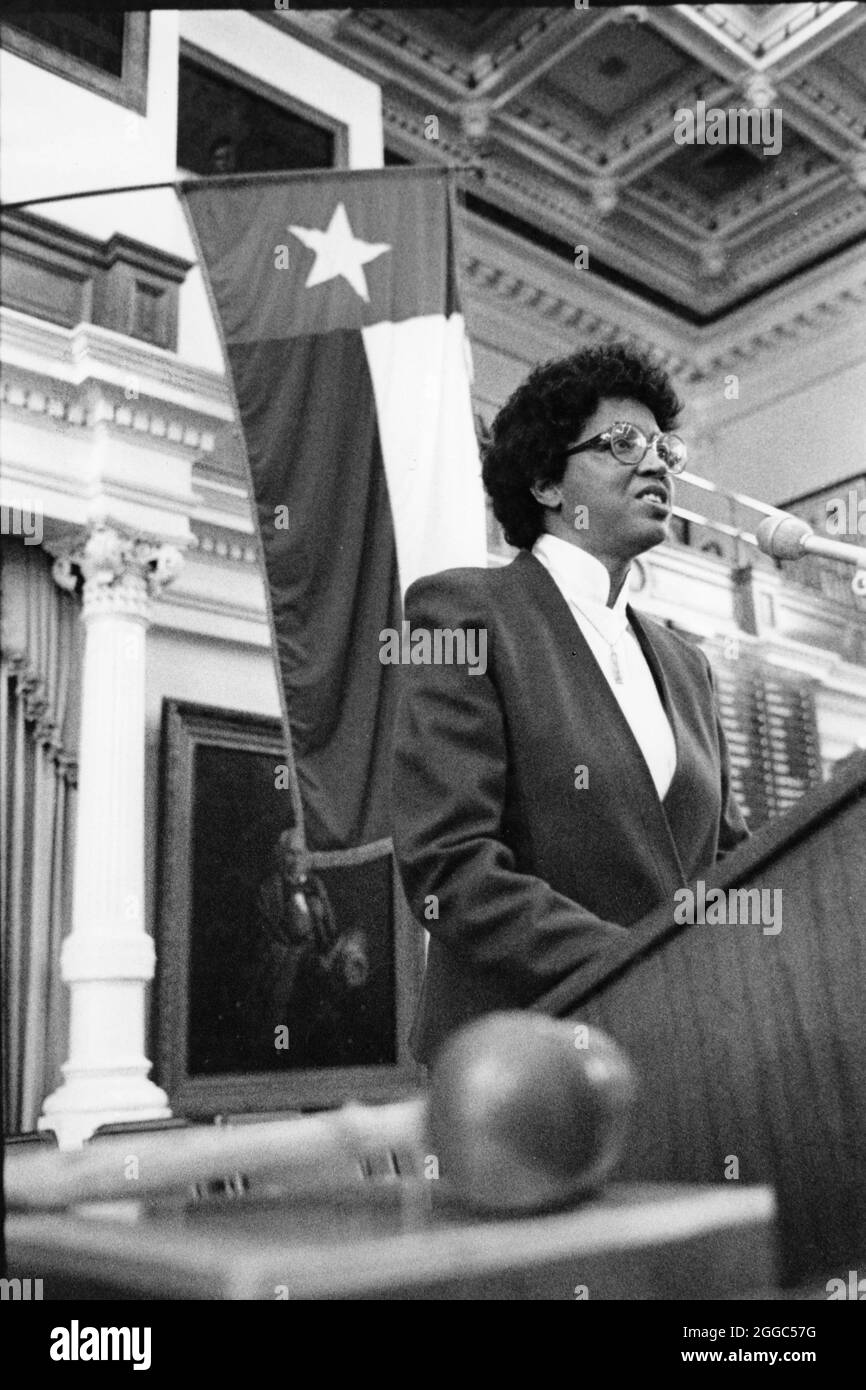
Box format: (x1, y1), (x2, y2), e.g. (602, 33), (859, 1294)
(272, 4), (866, 321)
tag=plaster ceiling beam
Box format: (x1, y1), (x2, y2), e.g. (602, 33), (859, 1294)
(775, 82), (866, 161)
(649, 8), (759, 84)
(787, 56), (866, 137)
(745, 2), (866, 79)
(674, 3), (762, 67)
(470, 8), (611, 110)
(291, 15), (475, 105)
(732, 171), (859, 248)
(669, 2), (857, 76)
(485, 116), (603, 181)
(625, 188), (725, 245)
(669, 2), (866, 84)
(381, 113), (472, 170)
(601, 84), (739, 180)
(460, 163), (587, 238)
(642, 165), (843, 249)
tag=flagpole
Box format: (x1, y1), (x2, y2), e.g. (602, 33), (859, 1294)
(0, 164), (485, 215)
(0, 181), (181, 214)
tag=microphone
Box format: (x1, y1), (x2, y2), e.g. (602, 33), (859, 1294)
(756, 514), (866, 568)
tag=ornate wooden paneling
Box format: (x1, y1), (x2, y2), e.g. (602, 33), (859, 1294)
(1, 212), (192, 352)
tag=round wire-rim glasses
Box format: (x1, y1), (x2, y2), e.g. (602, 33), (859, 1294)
(565, 420), (687, 474)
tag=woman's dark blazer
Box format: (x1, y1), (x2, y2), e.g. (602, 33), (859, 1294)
(391, 550), (749, 1065)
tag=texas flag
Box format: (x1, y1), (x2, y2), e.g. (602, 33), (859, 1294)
(180, 168), (487, 851)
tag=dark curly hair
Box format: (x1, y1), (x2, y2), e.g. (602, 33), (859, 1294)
(482, 342), (683, 550)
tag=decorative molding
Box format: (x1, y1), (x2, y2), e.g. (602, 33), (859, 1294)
(192, 521), (260, 567)
(1, 309), (234, 460)
(0, 375), (85, 427)
(386, 80), (866, 319)
(0, 371), (218, 454)
(382, 99), (474, 165)
(460, 99), (492, 144)
(741, 72), (777, 108)
(461, 243), (697, 384)
(303, 10), (353, 44)
(0, 307), (233, 419)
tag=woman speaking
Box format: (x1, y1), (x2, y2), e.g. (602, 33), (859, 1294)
(391, 342), (748, 1065)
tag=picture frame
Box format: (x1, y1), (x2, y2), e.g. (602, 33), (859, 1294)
(155, 699), (425, 1117)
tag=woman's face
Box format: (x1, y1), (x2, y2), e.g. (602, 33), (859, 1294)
(538, 394), (677, 562)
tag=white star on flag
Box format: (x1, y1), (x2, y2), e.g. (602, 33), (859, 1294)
(288, 203), (391, 303)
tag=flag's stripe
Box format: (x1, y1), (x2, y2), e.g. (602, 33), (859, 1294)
(362, 312), (488, 596)
(227, 329), (402, 849)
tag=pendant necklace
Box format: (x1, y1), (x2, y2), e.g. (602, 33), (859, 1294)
(575, 607), (627, 685)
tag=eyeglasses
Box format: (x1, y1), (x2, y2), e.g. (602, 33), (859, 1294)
(565, 421), (687, 474)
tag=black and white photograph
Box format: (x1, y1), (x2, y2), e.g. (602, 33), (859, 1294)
(1, 0), (865, 1342)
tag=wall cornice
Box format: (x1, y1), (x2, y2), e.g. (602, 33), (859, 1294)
(460, 213), (866, 385)
(1, 308), (233, 421)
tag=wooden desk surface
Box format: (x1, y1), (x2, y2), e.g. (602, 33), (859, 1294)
(8, 1180), (775, 1300)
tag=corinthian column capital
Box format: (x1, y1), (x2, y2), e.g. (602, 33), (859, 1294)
(51, 522), (185, 619)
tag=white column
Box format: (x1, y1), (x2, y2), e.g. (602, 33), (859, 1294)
(40, 524), (183, 1149)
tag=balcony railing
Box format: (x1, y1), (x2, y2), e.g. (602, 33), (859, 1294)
(672, 471), (866, 617)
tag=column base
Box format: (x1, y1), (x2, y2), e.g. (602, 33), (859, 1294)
(39, 1067), (171, 1150)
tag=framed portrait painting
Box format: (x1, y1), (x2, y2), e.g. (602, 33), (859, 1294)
(155, 699), (425, 1116)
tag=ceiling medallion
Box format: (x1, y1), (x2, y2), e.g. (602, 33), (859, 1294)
(591, 179), (619, 217)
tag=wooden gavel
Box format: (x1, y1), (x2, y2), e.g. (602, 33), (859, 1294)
(6, 1013), (636, 1214)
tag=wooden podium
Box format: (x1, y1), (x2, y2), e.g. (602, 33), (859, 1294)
(534, 751), (866, 1289)
(6, 1182), (775, 1300)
